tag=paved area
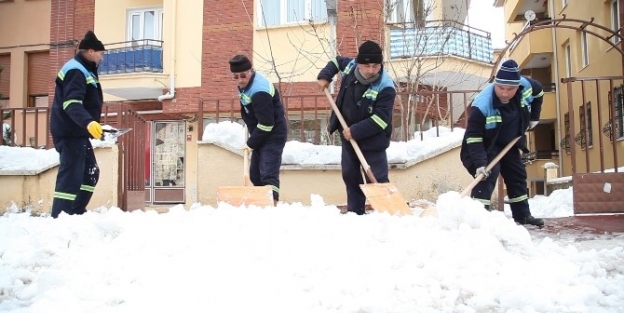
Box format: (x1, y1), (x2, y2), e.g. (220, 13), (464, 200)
(528, 214), (624, 250)
(540, 214), (624, 234)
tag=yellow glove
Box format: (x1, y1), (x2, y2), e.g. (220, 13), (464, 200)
(87, 121), (103, 139)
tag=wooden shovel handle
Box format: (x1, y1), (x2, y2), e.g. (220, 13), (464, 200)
(460, 136), (522, 197)
(243, 127), (250, 187)
(324, 88), (378, 183)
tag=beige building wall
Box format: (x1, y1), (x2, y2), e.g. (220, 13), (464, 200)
(0, 0), (51, 108)
(551, 0), (624, 175)
(0, 145), (119, 214)
(196, 142), (475, 207)
(2, 141), (483, 214)
(252, 23), (332, 83)
(499, 0), (624, 178)
(95, 0), (203, 101)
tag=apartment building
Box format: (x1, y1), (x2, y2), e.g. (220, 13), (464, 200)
(494, 0), (624, 197)
(0, 0), (494, 207)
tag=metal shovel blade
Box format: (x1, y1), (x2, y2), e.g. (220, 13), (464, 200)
(103, 128), (133, 140)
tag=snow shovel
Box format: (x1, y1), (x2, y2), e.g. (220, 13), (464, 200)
(459, 136), (522, 197)
(217, 128), (274, 207)
(324, 88), (412, 215)
(102, 127), (132, 140)
(418, 136), (523, 217)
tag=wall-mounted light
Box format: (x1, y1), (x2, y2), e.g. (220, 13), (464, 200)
(188, 124), (194, 132)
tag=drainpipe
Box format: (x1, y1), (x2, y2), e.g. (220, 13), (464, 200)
(326, 0), (337, 94)
(158, 0), (177, 102)
(550, 0), (563, 175)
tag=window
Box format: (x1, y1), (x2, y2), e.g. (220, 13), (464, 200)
(386, 0), (414, 24)
(127, 8), (163, 44)
(562, 113), (570, 153)
(611, 0), (621, 44)
(580, 32), (589, 67)
(564, 43), (571, 77)
(258, 0), (328, 27)
(613, 86), (624, 140)
(578, 102), (593, 148)
(28, 95), (48, 108)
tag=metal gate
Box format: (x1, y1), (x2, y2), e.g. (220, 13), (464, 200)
(102, 104), (146, 211)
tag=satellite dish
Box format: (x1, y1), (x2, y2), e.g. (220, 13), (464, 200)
(524, 10), (536, 22)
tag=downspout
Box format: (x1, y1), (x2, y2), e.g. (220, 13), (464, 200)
(550, 0), (563, 174)
(328, 13), (337, 94)
(158, 0), (177, 102)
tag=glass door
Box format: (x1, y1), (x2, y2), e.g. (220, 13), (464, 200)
(146, 121), (186, 204)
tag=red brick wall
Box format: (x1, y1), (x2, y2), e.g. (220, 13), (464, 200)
(48, 0), (95, 145)
(165, 0), (255, 114)
(49, 0), (96, 107)
(337, 0), (385, 57)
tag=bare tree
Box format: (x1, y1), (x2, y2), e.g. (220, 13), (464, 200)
(238, 0), (492, 143)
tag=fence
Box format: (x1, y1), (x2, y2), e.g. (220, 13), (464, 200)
(197, 90), (479, 145)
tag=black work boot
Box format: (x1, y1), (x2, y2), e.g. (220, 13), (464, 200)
(515, 215), (544, 227)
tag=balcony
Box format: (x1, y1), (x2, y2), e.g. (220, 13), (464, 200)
(98, 40), (167, 101)
(388, 20), (493, 64)
(508, 22), (553, 69)
(502, 0), (548, 23)
(99, 40), (163, 75)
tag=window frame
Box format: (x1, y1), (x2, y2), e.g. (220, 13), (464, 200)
(613, 86), (624, 140)
(257, 0), (328, 27)
(127, 7), (164, 44)
(580, 32), (589, 67)
(28, 94), (48, 108)
(579, 102), (593, 149)
(611, 0), (621, 44)
(564, 43), (572, 77)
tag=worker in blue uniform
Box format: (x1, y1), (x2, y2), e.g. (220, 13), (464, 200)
(460, 59), (545, 227)
(317, 40), (397, 215)
(50, 31), (106, 218)
(229, 55), (288, 205)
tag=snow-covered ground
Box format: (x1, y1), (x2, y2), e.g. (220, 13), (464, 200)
(1, 123), (622, 312)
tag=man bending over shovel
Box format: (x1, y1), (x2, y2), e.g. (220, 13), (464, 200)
(229, 55), (287, 205)
(317, 41), (397, 215)
(460, 59), (544, 227)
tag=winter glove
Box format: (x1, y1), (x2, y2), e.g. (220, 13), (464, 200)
(317, 79), (330, 91)
(475, 166), (490, 180)
(528, 121), (539, 130)
(87, 121), (103, 139)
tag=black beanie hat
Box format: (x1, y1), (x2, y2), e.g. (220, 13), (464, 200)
(229, 55), (252, 73)
(78, 31), (105, 51)
(495, 59), (521, 86)
(357, 40), (383, 64)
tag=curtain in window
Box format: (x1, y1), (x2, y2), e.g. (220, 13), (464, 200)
(310, 0), (328, 22)
(259, 0), (280, 26)
(286, 0), (305, 23)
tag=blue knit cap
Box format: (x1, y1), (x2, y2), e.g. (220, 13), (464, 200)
(495, 59), (521, 86)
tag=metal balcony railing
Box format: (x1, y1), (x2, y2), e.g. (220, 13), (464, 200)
(99, 39), (164, 75)
(389, 20), (493, 63)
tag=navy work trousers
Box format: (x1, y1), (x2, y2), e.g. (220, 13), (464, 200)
(469, 146), (530, 220)
(341, 139), (389, 215)
(249, 139), (286, 201)
(51, 137), (99, 218)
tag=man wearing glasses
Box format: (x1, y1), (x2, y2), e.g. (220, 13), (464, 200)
(228, 54), (287, 205)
